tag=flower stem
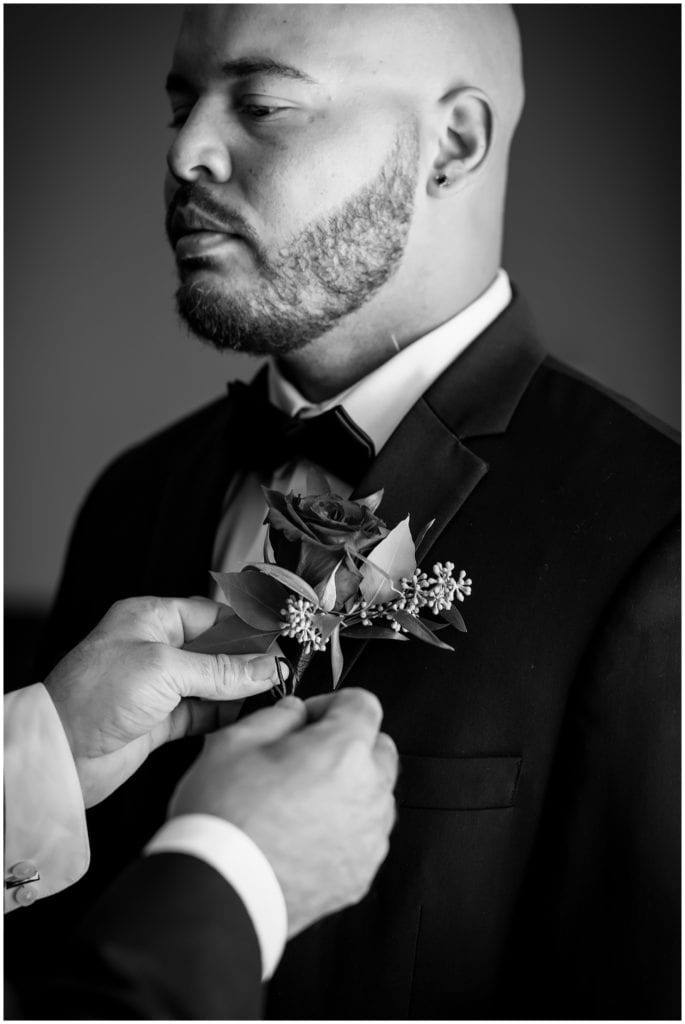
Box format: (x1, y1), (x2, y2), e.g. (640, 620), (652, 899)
(270, 643), (315, 700)
(292, 648), (315, 691)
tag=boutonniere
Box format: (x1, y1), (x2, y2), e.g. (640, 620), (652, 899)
(187, 470), (472, 692)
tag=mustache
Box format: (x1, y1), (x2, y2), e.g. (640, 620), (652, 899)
(165, 184), (258, 249)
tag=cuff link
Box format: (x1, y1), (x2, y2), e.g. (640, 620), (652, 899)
(6, 861), (40, 906)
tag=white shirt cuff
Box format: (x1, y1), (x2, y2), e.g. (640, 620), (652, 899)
(4, 683), (89, 912)
(145, 814), (287, 979)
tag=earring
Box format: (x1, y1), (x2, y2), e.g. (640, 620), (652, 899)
(434, 173), (449, 188)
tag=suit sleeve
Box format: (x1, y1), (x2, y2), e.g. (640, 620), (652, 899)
(9, 852), (263, 1020)
(527, 520), (680, 1019)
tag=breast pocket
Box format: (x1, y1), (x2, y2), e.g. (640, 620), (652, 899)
(395, 753), (522, 810)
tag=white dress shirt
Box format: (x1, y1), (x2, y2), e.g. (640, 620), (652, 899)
(4, 684), (89, 911)
(212, 269), (512, 582)
(4, 684), (286, 979)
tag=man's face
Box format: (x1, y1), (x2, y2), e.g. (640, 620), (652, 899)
(164, 5), (420, 355)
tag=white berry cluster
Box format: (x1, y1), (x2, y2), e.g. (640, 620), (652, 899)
(453, 569), (473, 602)
(281, 595), (327, 654)
(392, 569), (431, 615)
(394, 562), (471, 616)
(351, 562), (472, 635)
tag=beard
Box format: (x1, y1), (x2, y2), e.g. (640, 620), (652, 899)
(167, 125), (419, 356)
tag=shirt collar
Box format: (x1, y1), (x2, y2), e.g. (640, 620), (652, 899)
(268, 269), (512, 452)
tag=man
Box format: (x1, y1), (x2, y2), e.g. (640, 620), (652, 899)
(6, 596), (397, 1018)
(16, 5), (679, 1019)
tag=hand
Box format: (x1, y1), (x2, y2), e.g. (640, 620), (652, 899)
(44, 596), (282, 808)
(169, 688), (398, 937)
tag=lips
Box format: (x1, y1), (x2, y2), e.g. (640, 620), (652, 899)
(169, 206), (240, 247)
(175, 231), (243, 260)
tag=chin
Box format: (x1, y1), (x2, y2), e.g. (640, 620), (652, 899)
(175, 280), (286, 356)
(176, 256), (251, 286)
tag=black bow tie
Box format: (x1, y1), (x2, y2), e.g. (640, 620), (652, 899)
(226, 378), (376, 486)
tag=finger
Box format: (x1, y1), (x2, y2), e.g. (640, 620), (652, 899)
(303, 692), (338, 722)
(163, 597), (227, 647)
(208, 696), (307, 754)
(160, 698), (242, 745)
(169, 648), (283, 700)
(99, 596), (225, 647)
(311, 688), (384, 745)
(373, 731), (399, 788)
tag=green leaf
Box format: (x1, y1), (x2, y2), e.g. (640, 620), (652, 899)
(244, 563), (320, 605)
(440, 604), (467, 633)
(184, 616), (281, 655)
(212, 570), (286, 630)
(341, 625), (409, 641)
(357, 488), (384, 514)
(313, 612), (341, 641)
(360, 516), (416, 604)
(333, 564), (363, 609)
(306, 466), (332, 495)
(316, 560), (341, 611)
(357, 551), (401, 606)
(392, 610), (454, 650)
(414, 518), (436, 554)
(330, 626), (344, 688)
(296, 543), (343, 591)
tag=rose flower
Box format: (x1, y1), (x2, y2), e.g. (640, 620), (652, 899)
(263, 489), (388, 605)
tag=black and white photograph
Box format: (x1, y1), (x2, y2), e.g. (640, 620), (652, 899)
(4, 3), (680, 1020)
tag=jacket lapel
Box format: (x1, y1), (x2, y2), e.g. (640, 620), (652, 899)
(297, 294), (545, 696)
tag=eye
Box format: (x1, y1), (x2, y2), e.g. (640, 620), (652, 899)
(241, 104), (281, 119)
(236, 98), (295, 122)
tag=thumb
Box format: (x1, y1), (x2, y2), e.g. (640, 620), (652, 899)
(168, 649), (282, 701)
(206, 696), (307, 755)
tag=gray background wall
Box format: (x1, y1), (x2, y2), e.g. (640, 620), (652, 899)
(5, 4), (680, 611)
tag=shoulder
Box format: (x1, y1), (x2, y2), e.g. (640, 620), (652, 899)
(513, 355), (679, 499)
(539, 355), (678, 444)
(476, 350), (681, 582)
(84, 395), (230, 504)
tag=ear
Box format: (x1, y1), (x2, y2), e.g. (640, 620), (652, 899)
(428, 87), (493, 197)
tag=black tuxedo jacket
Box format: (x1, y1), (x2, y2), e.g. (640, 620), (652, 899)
(11, 295), (680, 1019)
(6, 853), (262, 1019)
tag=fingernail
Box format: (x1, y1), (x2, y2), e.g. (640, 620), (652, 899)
(276, 657), (291, 680)
(248, 655), (283, 682)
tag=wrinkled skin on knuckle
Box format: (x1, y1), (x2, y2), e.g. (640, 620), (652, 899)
(110, 595), (170, 643)
(214, 651), (241, 693)
(110, 596), (152, 626)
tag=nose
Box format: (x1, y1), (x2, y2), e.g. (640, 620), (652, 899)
(166, 97), (232, 184)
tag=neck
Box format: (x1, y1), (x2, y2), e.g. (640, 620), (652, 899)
(277, 260), (499, 403)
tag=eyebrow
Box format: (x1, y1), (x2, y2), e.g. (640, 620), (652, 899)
(165, 57), (317, 93)
(221, 58), (318, 84)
